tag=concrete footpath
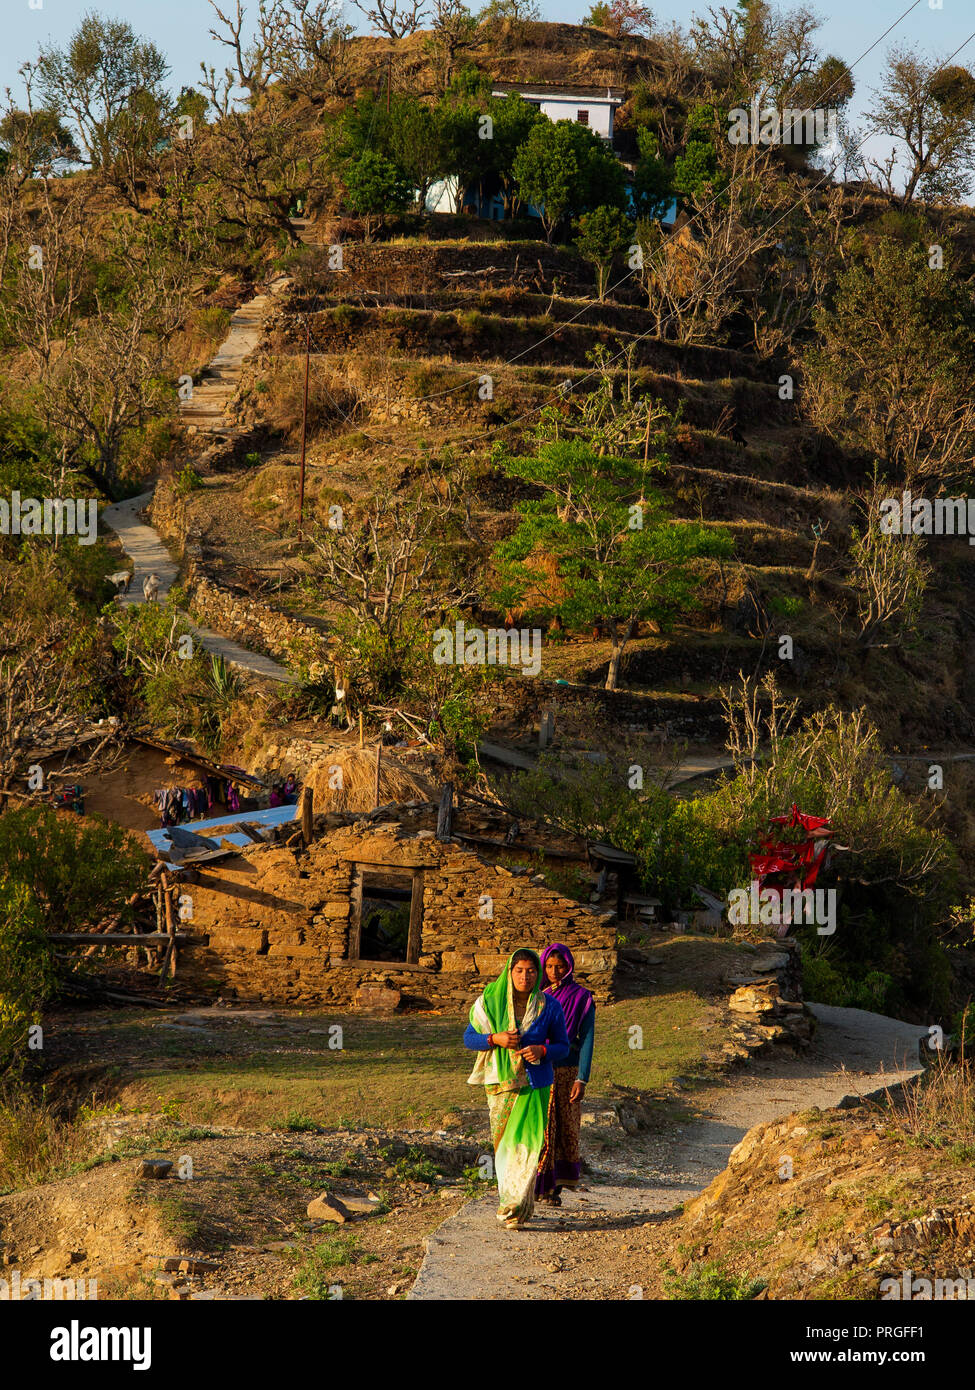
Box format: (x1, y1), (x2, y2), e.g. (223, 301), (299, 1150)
(408, 1002), (925, 1300)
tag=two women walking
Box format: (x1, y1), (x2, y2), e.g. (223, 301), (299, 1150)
(464, 942), (595, 1230)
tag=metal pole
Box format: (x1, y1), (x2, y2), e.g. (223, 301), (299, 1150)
(298, 319), (310, 541)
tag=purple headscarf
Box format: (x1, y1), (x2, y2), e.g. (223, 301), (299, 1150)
(540, 942), (593, 1041)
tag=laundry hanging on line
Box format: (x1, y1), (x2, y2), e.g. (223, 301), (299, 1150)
(152, 775), (246, 828)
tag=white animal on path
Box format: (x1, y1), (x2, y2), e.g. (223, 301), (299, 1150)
(108, 571), (132, 594)
(142, 572), (160, 603)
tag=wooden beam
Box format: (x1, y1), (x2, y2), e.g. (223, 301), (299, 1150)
(300, 785), (314, 845)
(349, 866), (363, 961)
(452, 831), (584, 861)
(51, 933), (206, 945)
(407, 870), (424, 964)
(436, 782), (453, 841)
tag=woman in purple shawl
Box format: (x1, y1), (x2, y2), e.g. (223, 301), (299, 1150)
(535, 942), (595, 1206)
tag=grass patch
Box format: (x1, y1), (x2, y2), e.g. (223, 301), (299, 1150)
(291, 1234), (378, 1298)
(663, 1259), (766, 1300)
(143, 1189), (204, 1249)
(106, 989), (727, 1130)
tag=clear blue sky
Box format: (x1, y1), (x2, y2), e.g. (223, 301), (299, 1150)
(3, 0), (973, 154)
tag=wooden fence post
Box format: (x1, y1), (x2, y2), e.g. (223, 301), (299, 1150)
(300, 785), (314, 845)
(436, 783), (454, 841)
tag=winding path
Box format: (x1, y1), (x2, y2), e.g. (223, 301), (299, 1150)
(101, 280), (297, 685)
(408, 1002), (926, 1300)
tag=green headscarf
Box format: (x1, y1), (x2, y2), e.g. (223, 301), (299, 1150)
(467, 948), (545, 1089)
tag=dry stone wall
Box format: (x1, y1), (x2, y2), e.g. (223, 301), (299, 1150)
(149, 481), (326, 671)
(179, 821), (617, 1009)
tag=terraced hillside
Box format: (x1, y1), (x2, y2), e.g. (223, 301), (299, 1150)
(154, 220), (975, 756)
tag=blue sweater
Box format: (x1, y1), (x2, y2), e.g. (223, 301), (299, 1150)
(560, 1004), (595, 1084)
(464, 993), (570, 1088)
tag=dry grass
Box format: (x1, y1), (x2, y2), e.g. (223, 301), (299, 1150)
(305, 748), (435, 813)
(0, 1082), (95, 1195)
(882, 1054), (975, 1159)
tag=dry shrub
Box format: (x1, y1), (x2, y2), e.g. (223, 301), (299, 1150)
(0, 1082), (94, 1193)
(264, 360), (363, 441)
(882, 1054), (975, 1157)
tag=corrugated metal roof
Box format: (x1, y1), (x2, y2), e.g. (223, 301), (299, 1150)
(146, 802), (299, 854)
(492, 83), (625, 102)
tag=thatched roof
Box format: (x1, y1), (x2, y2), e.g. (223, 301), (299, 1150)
(304, 747), (436, 813)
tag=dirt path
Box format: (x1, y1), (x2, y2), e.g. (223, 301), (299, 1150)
(178, 278), (288, 435)
(101, 279), (297, 685)
(101, 490), (295, 684)
(408, 1002), (926, 1300)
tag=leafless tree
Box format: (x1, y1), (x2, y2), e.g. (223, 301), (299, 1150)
(719, 669), (799, 790)
(0, 180), (96, 374)
(691, 1), (829, 113)
(424, 0), (478, 95)
(636, 148), (784, 344)
(849, 481), (931, 650)
(205, 0), (353, 107)
(308, 470), (478, 652)
(353, 0), (428, 40)
(0, 564), (82, 809)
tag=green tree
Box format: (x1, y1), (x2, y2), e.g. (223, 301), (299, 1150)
(482, 92), (547, 216)
(0, 807), (150, 937)
(33, 10), (173, 206)
(803, 235), (975, 483)
(343, 149), (412, 240)
(491, 439), (733, 688)
(512, 119), (626, 242)
(0, 882), (55, 1075)
(632, 126), (672, 219)
(670, 103), (725, 201)
(574, 205), (633, 300)
(387, 98), (450, 213)
(0, 106), (77, 186)
(438, 98), (492, 213)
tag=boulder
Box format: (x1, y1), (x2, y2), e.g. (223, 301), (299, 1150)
(140, 1160), (173, 1180)
(307, 1191), (352, 1223)
(354, 984), (401, 1013)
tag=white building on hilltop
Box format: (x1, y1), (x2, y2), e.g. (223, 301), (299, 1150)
(425, 83), (626, 215)
(491, 83), (624, 141)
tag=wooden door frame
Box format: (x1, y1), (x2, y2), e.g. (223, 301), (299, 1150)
(349, 863), (425, 965)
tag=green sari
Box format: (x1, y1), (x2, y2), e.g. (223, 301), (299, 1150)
(468, 949), (551, 1227)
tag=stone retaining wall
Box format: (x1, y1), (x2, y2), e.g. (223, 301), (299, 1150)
(149, 480), (327, 673)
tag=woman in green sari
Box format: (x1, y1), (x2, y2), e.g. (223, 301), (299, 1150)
(464, 948), (571, 1229)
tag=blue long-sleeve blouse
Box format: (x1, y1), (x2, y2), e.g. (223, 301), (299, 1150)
(564, 1004), (595, 1084)
(464, 993), (570, 1088)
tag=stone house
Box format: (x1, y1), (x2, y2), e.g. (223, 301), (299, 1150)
(177, 808), (618, 1010)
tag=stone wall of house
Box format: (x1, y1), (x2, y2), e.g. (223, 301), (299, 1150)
(178, 821), (617, 1009)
